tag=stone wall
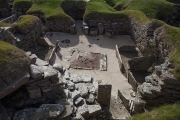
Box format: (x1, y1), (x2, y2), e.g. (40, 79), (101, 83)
(14, 17), (42, 50)
(137, 60), (180, 106)
(0, 14), (17, 23)
(83, 18), (130, 37)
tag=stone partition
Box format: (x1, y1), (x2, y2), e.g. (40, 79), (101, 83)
(0, 14), (17, 23)
(83, 18), (130, 37)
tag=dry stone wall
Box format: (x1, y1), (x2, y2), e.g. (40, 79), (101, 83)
(0, 15), (42, 51)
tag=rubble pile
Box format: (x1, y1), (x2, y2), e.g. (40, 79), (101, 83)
(0, 53), (108, 120)
(137, 60), (180, 106)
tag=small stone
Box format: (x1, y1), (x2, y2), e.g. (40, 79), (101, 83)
(53, 63), (63, 73)
(86, 94), (95, 104)
(88, 105), (101, 117)
(74, 97), (84, 106)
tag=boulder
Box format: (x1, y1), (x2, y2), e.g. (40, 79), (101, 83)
(30, 65), (43, 80)
(76, 83), (89, 97)
(69, 90), (81, 100)
(31, 104), (64, 120)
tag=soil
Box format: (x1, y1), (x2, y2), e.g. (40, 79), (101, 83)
(70, 53), (102, 70)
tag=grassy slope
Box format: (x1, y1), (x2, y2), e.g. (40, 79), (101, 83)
(27, 0), (74, 23)
(104, 0), (177, 19)
(129, 103), (180, 120)
(84, 0), (149, 23)
(0, 41), (29, 70)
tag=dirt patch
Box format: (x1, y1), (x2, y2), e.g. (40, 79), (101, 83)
(70, 53), (103, 70)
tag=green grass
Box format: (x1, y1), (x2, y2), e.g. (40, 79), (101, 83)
(0, 41), (28, 69)
(84, 0), (149, 23)
(129, 102), (180, 120)
(13, 15), (39, 31)
(0, 22), (13, 27)
(27, 0), (74, 23)
(104, 0), (177, 19)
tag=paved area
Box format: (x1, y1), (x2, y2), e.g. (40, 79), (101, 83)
(46, 20), (136, 96)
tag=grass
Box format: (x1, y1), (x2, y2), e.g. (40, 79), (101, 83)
(0, 41), (29, 69)
(129, 102), (180, 120)
(84, 0), (149, 23)
(0, 22), (13, 27)
(0, 41), (29, 89)
(104, 0), (177, 19)
(27, 0), (74, 23)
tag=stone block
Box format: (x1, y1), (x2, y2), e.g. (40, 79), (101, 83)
(27, 86), (42, 99)
(97, 84), (112, 108)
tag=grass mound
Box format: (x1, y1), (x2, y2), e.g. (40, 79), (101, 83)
(0, 41), (29, 90)
(27, 0), (74, 23)
(104, 0), (177, 19)
(84, 0), (149, 23)
(129, 102), (180, 120)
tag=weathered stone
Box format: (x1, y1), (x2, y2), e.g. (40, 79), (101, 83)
(88, 105), (101, 117)
(74, 97), (84, 106)
(57, 104), (73, 120)
(35, 58), (49, 66)
(77, 104), (89, 118)
(53, 63), (63, 73)
(86, 94), (95, 104)
(26, 86), (42, 99)
(64, 70), (70, 80)
(0, 72), (30, 99)
(74, 112), (85, 120)
(69, 90), (81, 100)
(13, 108), (38, 120)
(97, 84), (112, 108)
(67, 81), (75, 90)
(30, 65), (43, 80)
(76, 83), (89, 97)
(86, 83), (96, 94)
(44, 66), (58, 79)
(128, 55), (155, 71)
(31, 104), (64, 120)
(71, 74), (92, 83)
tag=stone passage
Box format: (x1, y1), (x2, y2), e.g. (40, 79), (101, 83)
(70, 52), (107, 70)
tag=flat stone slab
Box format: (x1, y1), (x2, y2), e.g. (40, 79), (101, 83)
(35, 58), (49, 66)
(70, 74), (92, 83)
(88, 105), (102, 117)
(44, 66), (58, 79)
(76, 83), (89, 97)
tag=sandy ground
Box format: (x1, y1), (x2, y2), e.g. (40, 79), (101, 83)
(46, 20), (136, 96)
